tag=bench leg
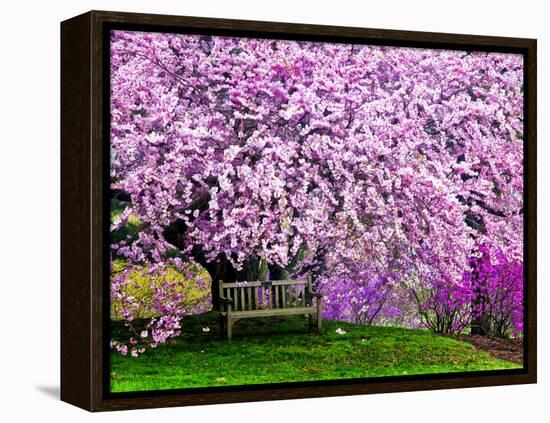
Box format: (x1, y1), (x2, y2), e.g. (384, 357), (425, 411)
(317, 302), (322, 333)
(227, 315), (232, 342)
(219, 314), (225, 339)
(308, 314), (313, 332)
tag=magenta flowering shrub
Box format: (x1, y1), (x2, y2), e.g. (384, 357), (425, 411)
(402, 245), (524, 336)
(109, 30), (524, 353)
(408, 275), (475, 334)
(465, 245), (524, 337)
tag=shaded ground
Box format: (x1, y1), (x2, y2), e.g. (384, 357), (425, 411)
(110, 313), (521, 393)
(449, 334), (523, 365)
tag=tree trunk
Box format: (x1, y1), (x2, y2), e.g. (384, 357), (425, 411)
(470, 257), (489, 336)
(163, 213), (267, 309)
(191, 252), (261, 310)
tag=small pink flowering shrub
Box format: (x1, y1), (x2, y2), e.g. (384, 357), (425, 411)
(110, 259), (211, 356)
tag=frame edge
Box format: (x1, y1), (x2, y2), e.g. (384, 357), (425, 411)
(60, 11), (94, 411)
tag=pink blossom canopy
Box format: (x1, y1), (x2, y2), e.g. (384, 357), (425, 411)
(109, 30), (524, 352)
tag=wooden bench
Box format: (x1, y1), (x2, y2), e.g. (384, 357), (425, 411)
(217, 276), (323, 341)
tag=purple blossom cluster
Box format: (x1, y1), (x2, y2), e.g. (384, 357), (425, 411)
(109, 30), (524, 353)
(319, 273), (411, 326)
(321, 245), (523, 336)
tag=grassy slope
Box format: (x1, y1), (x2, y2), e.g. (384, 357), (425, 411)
(110, 313), (521, 393)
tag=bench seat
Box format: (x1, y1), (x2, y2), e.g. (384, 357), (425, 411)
(223, 306), (317, 319)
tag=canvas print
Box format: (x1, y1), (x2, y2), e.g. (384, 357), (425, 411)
(109, 30), (525, 393)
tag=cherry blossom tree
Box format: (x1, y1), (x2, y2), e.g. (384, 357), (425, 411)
(109, 30), (524, 354)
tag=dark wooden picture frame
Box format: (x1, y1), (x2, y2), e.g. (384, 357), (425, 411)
(61, 10), (536, 412)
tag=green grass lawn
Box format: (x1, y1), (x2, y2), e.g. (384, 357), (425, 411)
(110, 313), (521, 393)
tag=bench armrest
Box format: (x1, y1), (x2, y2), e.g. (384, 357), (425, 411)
(307, 291), (323, 299)
(219, 296), (234, 304)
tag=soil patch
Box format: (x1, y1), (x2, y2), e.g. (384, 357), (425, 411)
(450, 334), (523, 364)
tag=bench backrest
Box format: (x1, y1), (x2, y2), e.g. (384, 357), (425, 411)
(219, 277), (313, 312)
